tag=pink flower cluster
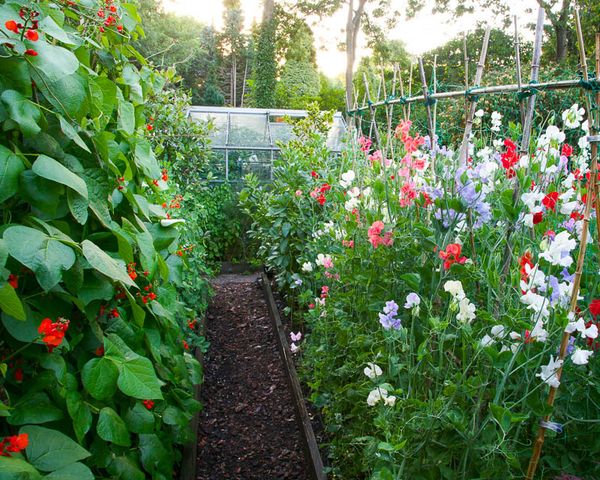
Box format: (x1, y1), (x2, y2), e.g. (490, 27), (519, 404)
(368, 221), (393, 248)
(358, 136), (372, 152)
(395, 120), (425, 153)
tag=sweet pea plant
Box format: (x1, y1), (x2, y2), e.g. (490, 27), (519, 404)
(242, 104), (600, 478)
(0, 1), (206, 478)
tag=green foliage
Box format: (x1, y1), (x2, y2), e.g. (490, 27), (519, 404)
(276, 60), (321, 110)
(253, 18), (277, 108)
(318, 74), (346, 112)
(0, 1), (206, 477)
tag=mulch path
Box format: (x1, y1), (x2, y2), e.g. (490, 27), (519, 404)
(196, 275), (309, 480)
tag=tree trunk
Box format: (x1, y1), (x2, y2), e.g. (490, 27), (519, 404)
(556, 24), (568, 63)
(345, 0), (354, 110)
(345, 0), (367, 111)
(232, 57), (237, 107)
(263, 0), (274, 23)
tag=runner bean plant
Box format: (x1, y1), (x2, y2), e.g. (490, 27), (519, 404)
(0, 0), (208, 477)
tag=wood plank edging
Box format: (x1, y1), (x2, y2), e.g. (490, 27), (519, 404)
(260, 272), (327, 480)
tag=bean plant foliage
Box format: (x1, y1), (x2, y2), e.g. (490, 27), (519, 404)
(0, 0), (206, 478)
(242, 101), (600, 479)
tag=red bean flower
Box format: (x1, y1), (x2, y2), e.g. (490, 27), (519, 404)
(4, 20), (19, 33)
(37, 317), (69, 352)
(7, 274), (18, 289)
(25, 29), (38, 41)
(0, 433), (28, 457)
(142, 399), (154, 410)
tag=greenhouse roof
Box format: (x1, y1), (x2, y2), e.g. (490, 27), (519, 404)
(187, 106), (346, 152)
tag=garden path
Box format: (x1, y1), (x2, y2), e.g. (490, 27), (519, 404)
(196, 274), (308, 480)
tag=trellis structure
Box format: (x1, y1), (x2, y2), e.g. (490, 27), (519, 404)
(348, 7), (600, 480)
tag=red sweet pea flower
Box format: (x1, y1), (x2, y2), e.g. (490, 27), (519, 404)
(310, 170), (318, 178)
(542, 191), (559, 212)
(519, 251), (534, 281)
(25, 29), (38, 41)
(561, 143), (573, 157)
(500, 138), (519, 177)
(24, 49), (38, 56)
(532, 211), (544, 224)
(590, 299), (600, 318)
(14, 368), (23, 383)
(439, 243), (467, 270)
(142, 400), (154, 410)
(38, 318), (69, 352)
(5, 20), (19, 33)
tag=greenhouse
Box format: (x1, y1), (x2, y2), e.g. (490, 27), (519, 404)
(187, 106), (347, 181)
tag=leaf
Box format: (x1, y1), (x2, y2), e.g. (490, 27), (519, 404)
(117, 99), (135, 135)
(0, 456), (43, 479)
(26, 42), (79, 82)
(58, 115), (91, 153)
(81, 357), (118, 401)
(40, 353), (67, 382)
(78, 272), (114, 305)
(1, 312), (39, 342)
(81, 240), (137, 288)
(490, 403), (512, 433)
(124, 402), (155, 434)
(116, 357), (163, 400)
(21, 425), (90, 472)
(1, 89), (41, 136)
(138, 434), (172, 476)
(399, 273), (421, 290)
(67, 190), (89, 225)
(107, 455), (145, 480)
(7, 392), (64, 425)
(66, 391), (92, 443)
(133, 140), (161, 178)
(0, 283), (25, 320)
(162, 405), (191, 426)
(97, 407), (131, 447)
(32, 155), (88, 199)
(0, 144), (24, 203)
(3, 226), (76, 291)
(39, 15), (78, 45)
(45, 463), (94, 480)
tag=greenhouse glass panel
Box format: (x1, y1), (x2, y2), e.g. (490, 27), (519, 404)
(227, 150), (272, 182)
(189, 111), (228, 147)
(228, 114), (271, 148)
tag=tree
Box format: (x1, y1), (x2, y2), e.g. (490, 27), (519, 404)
(426, 0), (573, 63)
(253, 0), (278, 107)
(318, 74), (347, 111)
(296, 0), (398, 111)
(220, 0), (249, 106)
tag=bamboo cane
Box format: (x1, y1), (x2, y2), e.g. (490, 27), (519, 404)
(525, 12), (599, 479)
(464, 33), (469, 119)
(408, 62), (413, 120)
(595, 34), (600, 248)
(397, 62), (407, 120)
(514, 15), (525, 125)
(458, 27), (491, 165)
(521, 6), (544, 155)
(363, 72), (382, 148)
(418, 58), (436, 154)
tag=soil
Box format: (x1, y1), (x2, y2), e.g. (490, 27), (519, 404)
(196, 274), (309, 480)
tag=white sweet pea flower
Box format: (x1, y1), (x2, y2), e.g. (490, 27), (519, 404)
(340, 170), (356, 188)
(383, 395), (396, 406)
(571, 348), (593, 365)
(302, 262), (313, 272)
(530, 320), (549, 343)
(345, 197), (359, 212)
(457, 297), (476, 323)
(536, 356), (563, 388)
(290, 343), (300, 353)
(565, 318), (598, 339)
(521, 191), (544, 210)
(347, 186), (361, 198)
(539, 231), (577, 267)
(562, 103), (585, 129)
(443, 280), (465, 301)
(480, 334), (495, 347)
(490, 325), (506, 338)
(520, 290), (550, 318)
(363, 362), (383, 379)
(475, 109), (484, 118)
(367, 387), (388, 406)
(545, 125), (566, 143)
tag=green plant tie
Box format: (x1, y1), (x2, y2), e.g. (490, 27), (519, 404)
(516, 80), (539, 101)
(579, 72), (600, 92)
(398, 96), (408, 105)
(424, 88), (437, 106)
(465, 85), (481, 102)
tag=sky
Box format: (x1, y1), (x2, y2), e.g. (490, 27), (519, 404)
(161, 0), (533, 78)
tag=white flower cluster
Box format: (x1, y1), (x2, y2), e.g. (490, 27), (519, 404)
(364, 363), (397, 407)
(443, 280), (476, 323)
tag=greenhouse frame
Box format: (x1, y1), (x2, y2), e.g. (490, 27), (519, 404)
(187, 106), (347, 182)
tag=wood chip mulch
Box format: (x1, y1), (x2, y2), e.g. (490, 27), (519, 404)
(196, 276), (309, 480)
